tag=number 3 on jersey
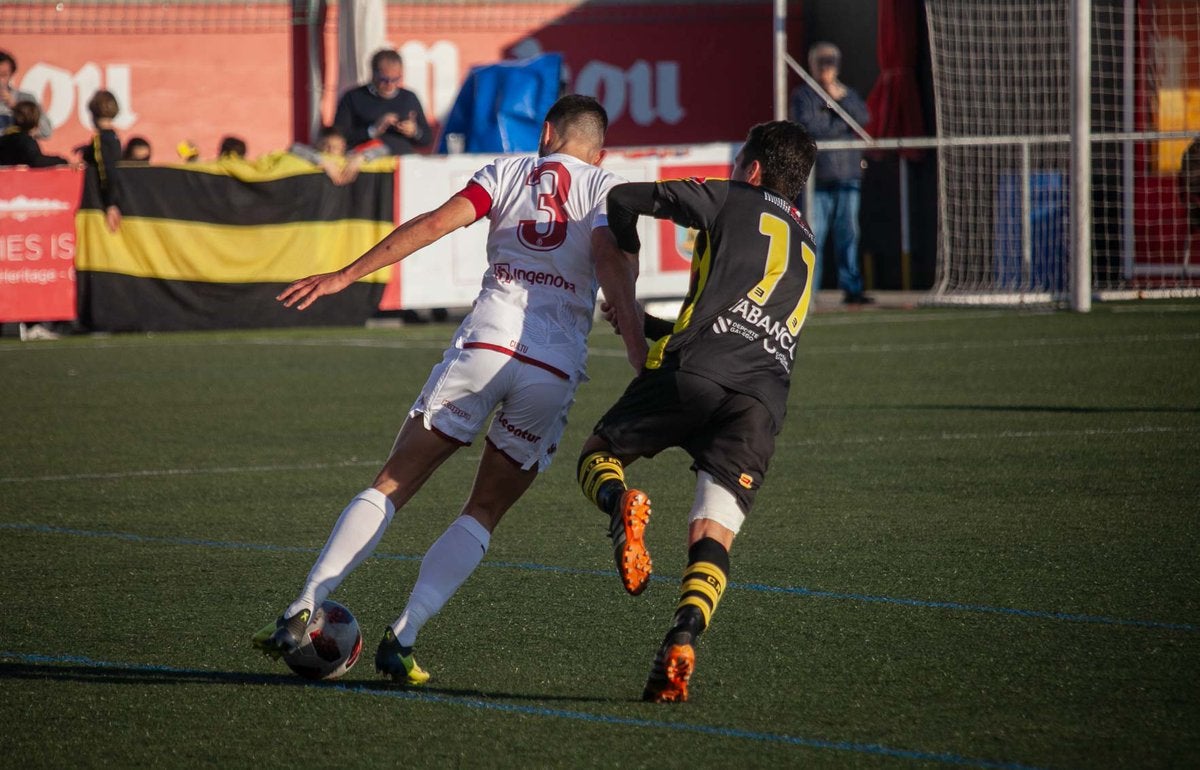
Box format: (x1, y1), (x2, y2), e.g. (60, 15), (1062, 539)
(747, 212), (815, 335)
(518, 161), (572, 251)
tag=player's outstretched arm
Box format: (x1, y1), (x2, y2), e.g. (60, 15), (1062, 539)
(592, 225), (646, 372)
(278, 195), (477, 310)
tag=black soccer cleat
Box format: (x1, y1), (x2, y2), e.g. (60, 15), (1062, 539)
(251, 607), (311, 659)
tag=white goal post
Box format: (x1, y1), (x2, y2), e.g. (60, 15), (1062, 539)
(772, 0), (1200, 309)
(924, 0), (1200, 306)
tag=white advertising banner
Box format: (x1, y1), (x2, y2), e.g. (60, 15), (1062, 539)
(392, 142), (738, 309)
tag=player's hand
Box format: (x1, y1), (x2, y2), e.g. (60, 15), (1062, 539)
(600, 299), (648, 372)
(601, 298), (645, 334)
(277, 271), (352, 310)
(104, 205), (122, 233)
(600, 300), (620, 333)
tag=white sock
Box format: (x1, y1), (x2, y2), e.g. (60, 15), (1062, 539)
(286, 488), (395, 618)
(390, 515), (491, 648)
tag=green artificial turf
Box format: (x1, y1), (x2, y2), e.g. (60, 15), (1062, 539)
(2, 301), (1197, 768)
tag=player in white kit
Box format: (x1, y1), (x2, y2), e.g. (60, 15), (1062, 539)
(252, 95), (638, 684)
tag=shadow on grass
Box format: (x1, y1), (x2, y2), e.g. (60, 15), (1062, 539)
(0, 660), (618, 704)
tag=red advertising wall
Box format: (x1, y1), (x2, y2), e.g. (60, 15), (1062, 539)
(3, 5), (294, 161)
(0, 168), (83, 323)
(381, 2), (802, 148)
(5, 2), (801, 161)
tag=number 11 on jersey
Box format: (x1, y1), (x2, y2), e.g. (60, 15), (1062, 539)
(747, 213), (815, 335)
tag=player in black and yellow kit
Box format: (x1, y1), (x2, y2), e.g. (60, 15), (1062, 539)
(577, 120), (818, 702)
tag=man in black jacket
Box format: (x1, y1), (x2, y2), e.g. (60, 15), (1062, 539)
(334, 48), (433, 156)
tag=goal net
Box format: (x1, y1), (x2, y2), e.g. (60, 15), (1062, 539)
(925, 0), (1200, 304)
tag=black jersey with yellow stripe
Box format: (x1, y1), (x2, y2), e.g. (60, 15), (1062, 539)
(608, 178), (817, 429)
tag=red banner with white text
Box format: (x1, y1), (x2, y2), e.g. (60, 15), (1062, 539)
(0, 167), (82, 323)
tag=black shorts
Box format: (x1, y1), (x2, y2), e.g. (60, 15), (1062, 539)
(593, 368), (778, 513)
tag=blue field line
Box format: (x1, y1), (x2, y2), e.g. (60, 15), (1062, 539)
(0, 650), (1045, 769)
(3, 521), (1195, 633)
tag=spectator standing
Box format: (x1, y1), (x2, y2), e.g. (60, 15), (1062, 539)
(790, 42), (873, 305)
(79, 90), (123, 233)
(0, 49), (52, 139)
(0, 101), (67, 167)
(334, 48), (432, 156)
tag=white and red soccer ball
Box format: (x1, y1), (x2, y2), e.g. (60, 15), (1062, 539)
(282, 600), (363, 681)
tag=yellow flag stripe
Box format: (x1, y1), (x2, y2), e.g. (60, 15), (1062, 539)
(153, 152), (397, 183)
(75, 212), (394, 284)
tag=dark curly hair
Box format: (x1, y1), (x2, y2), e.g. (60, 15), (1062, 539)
(740, 120), (817, 201)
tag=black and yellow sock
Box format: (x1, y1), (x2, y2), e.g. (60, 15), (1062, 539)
(671, 537), (730, 640)
(577, 451), (627, 515)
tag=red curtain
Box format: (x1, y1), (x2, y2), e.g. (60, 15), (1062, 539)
(866, 0), (926, 159)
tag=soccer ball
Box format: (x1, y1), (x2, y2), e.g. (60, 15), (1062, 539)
(282, 600), (363, 681)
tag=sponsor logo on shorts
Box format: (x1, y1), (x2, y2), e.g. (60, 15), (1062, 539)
(494, 263), (576, 294)
(738, 473), (754, 489)
(496, 412), (542, 443)
(440, 399), (471, 420)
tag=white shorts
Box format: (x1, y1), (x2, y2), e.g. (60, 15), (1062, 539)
(407, 344), (578, 471)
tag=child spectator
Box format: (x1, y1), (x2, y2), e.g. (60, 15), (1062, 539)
(316, 126), (347, 156)
(0, 101), (68, 167)
(290, 125), (388, 186)
(218, 135), (247, 159)
(79, 90), (123, 233)
(122, 136), (151, 162)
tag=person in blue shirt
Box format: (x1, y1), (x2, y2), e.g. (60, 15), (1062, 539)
(791, 42), (873, 305)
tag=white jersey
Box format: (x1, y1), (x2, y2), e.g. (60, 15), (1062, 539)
(453, 152), (624, 380)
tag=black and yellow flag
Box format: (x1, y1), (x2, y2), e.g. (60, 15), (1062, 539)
(76, 154), (397, 331)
